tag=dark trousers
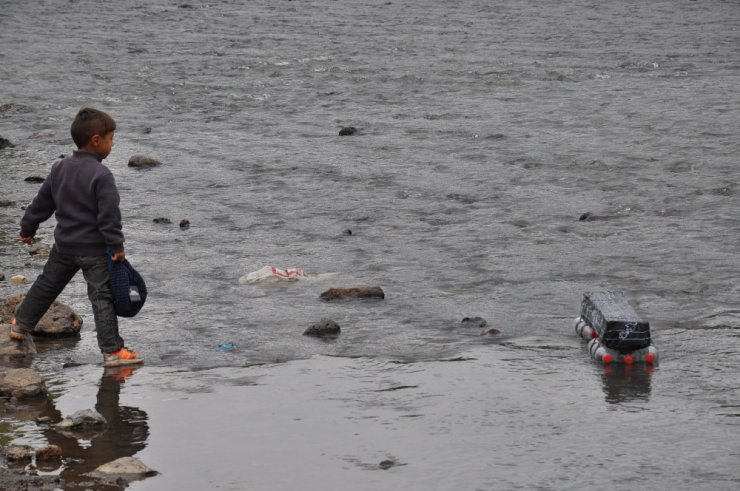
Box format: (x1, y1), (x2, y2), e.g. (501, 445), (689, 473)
(15, 246), (124, 353)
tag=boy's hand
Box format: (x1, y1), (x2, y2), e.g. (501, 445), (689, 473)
(19, 235), (34, 245)
(111, 251), (126, 262)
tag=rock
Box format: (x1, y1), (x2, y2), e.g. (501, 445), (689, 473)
(480, 327), (501, 337)
(128, 155), (162, 168)
(6, 445), (33, 462)
(379, 459), (397, 470)
(9, 275), (28, 285)
(0, 368), (47, 399)
(55, 409), (107, 430)
(320, 286), (385, 301)
(179, 218), (190, 229)
(35, 445), (62, 462)
(303, 319), (341, 338)
(1, 293), (83, 336)
(338, 126), (357, 136)
(0, 324), (37, 355)
(28, 243), (50, 258)
(24, 176), (45, 183)
(342, 229), (352, 236)
(461, 316), (487, 328)
(0, 271), (4, 281)
(0, 136), (14, 149)
(153, 217), (172, 224)
(91, 457), (157, 479)
(0, 199), (16, 207)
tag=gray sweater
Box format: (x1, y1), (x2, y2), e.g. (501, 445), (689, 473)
(20, 151), (125, 255)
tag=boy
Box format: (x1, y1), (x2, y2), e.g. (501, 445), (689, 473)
(9, 107), (143, 367)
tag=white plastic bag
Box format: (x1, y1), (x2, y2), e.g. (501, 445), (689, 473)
(239, 265), (307, 284)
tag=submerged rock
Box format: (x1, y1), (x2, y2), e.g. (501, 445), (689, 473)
(304, 319), (341, 338)
(153, 217), (172, 224)
(320, 286), (385, 301)
(179, 218), (190, 229)
(0, 368), (47, 399)
(339, 126), (357, 136)
(128, 155), (162, 168)
(480, 327), (501, 337)
(1, 293), (82, 336)
(24, 176), (45, 183)
(35, 444), (63, 462)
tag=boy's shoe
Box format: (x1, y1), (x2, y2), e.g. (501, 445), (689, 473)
(9, 318), (37, 354)
(103, 347), (144, 367)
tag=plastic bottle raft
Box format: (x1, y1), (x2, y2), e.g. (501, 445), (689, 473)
(574, 290), (658, 365)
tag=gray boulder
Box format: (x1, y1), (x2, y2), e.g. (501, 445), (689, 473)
(304, 319), (341, 338)
(6, 445), (33, 462)
(1, 293), (82, 336)
(128, 155), (161, 168)
(55, 409), (107, 430)
(0, 368), (47, 399)
(320, 286), (385, 301)
(91, 457), (157, 479)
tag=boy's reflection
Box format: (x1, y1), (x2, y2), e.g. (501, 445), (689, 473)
(41, 367), (149, 486)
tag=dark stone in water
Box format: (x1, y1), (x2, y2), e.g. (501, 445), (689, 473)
(24, 176), (45, 183)
(320, 286), (385, 301)
(128, 155), (162, 168)
(179, 219), (190, 229)
(303, 319), (341, 338)
(461, 316), (487, 328)
(379, 459), (396, 470)
(342, 229), (352, 236)
(153, 218), (172, 224)
(339, 126), (357, 136)
(0, 136), (15, 149)
(579, 212), (620, 222)
(0, 200), (16, 207)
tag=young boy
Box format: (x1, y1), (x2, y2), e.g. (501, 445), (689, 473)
(9, 107), (143, 367)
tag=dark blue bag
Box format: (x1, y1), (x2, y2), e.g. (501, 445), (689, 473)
(107, 258), (148, 318)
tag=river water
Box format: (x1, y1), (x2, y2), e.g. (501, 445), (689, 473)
(1, 0), (739, 489)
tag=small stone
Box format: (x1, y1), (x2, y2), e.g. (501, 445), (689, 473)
(0, 271), (5, 281)
(338, 126), (357, 136)
(29, 243), (51, 257)
(379, 459), (396, 470)
(24, 176), (45, 183)
(9, 275), (28, 284)
(480, 327), (501, 337)
(0, 199), (16, 207)
(342, 229), (352, 236)
(303, 319), (341, 338)
(153, 217), (172, 224)
(179, 219), (190, 229)
(128, 155), (162, 168)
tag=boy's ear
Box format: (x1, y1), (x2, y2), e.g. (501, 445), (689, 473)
(89, 134), (102, 146)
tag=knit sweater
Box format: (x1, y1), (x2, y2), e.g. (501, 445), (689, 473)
(20, 151), (125, 255)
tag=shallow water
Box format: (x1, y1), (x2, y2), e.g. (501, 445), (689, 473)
(1, 0), (739, 489)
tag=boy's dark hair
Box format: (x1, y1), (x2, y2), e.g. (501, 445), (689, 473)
(70, 107), (116, 148)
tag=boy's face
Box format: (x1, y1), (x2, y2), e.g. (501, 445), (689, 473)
(90, 131), (114, 158)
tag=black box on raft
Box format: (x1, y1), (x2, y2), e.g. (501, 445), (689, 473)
(579, 291), (651, 353)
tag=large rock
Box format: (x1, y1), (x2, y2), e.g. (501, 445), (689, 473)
(320, 286), (385, 301)
(0, 368), (47, 399)
(303, 319), (341, 338)
(1, 293), (82, 336)
(91, 457), (157, 479)
(128, 155), (161, 168)
(0, 323), (37, 356)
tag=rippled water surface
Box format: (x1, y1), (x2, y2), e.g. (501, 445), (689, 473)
(1, 0), (739, 489)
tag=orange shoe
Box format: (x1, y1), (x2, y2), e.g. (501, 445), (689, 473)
(103, 347), (144, 367)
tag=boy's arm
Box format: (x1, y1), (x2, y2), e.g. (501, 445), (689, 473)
(19, 176), (55, 241)
(96, 172), (126, 255)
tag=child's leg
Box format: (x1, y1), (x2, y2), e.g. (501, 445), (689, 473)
(14, 247), (80, 333)
(79, 255), (124, 354)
